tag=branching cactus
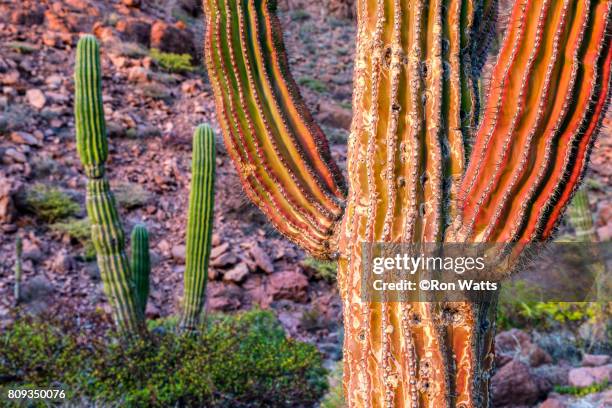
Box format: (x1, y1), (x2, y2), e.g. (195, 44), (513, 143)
(203, 1), (611, 407)
(75, 35), (144, 331)
(131, 224), (151, 316)
(74, 36), (217, 333)
(180, 125), (216, 332)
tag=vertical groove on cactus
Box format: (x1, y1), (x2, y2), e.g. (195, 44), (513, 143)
(13, 236), (22, 307)
(75, 35), (142, 331)
(203, 0), (347, 258)
(131, 224), (151, 317)
(454, 0), (612, 244)
(180, 125), (216, 332)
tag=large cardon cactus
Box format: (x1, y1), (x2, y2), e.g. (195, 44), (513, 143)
(202, 0), (611, 407)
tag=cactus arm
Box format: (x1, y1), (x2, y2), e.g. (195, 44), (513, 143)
(75, 35), (143, 331)
(130, 224), (151, 317)
(13, 236), (22, 307)
(180, 125), (216, 332)
(203, 0), (346, 258)
(454, 0), (612, 244)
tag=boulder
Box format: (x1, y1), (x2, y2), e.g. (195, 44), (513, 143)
(582, 353), (611, 367)
(249, 244), (274, 274)
(150, 21), (196, 57)
(568, 364), (612, 388)
(268, 270), (309, 302)
(491, 360), (545, 407)
(223, 262), (250, 283)
(116, 19), (151, 47)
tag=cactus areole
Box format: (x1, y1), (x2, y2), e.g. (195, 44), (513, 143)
(203, 0), (611, 407)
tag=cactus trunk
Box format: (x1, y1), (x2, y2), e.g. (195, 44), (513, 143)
(180, 125), (216, 331)
(204, 0), (611, 406)
(75, 35), (143, 332)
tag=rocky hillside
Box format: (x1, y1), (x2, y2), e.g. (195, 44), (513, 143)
(0, 2), (610, 406)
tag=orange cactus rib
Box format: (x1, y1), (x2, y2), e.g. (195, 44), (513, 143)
(203, 0), (347, 257)
(455, 0), (611, 244)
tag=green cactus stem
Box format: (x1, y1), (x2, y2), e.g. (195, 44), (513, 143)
(180, 124), (216, 332)
(131, 224), (151, 317)
(13, 236), (22, 307)
(567, 188), (597, 242)
(75, 35), (143, 331)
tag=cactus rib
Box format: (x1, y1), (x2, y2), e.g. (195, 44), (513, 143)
(180, 125), (216, 331)
(204, 0), (346, 258)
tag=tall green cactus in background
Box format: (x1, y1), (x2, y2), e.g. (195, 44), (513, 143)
(180, 125), (216, 332)
(75, 35), (143, 331)
(131, 224), (151, 316)
(74, 35), (217, 333)
(13, 236), (22, 307)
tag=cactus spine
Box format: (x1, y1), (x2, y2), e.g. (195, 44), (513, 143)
(75, 35), (143, 331)
(131, 224), (151, 316)
(180, 125), (216, 332)
(204, 0), (611, 406)
(13, 236), (22, 307)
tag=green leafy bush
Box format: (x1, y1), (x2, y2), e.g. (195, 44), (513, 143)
(297, 76), (328, 93)
(0, 310), (328, 407)
(303, 257), (337, 283)
(49, 218), (95, 260)
(498, 280), (608, 335)
(150, 48), (195, 73)
(19, 184), (80, 223)
(554, 380), (609, 397)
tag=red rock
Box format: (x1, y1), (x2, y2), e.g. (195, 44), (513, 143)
(317, 100), (352, 130)
(0, 175), (16, 224)
(249, 244), (274, 274)
(150, 21), (196, 57)
(223, 262), (249, 283)
(116, 19), (151, 47)
(492, 360), (544, 407)
(582, 354), (611, 367)
(540, 396), (568, 408)
(268, 270), (309, 302)
(210, 242), (229, 259)
(26, 89), (46, 110)
(44, 11), (69, 33)
(122, 0), (141, 7)
(10, 7), (44, 26)
(207, 282), (242, 311)
(568, 365), (612, 388)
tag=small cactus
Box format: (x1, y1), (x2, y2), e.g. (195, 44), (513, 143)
(74, 35), (143, 331)
(180, 125), (216, 332)
(567, 188), (597, 242)
(131, 224), (151, 317)
(13, 236), (22, 307)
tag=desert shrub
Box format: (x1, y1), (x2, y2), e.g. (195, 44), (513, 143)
(0, 320), (83, 393)
(303, 257), (337, 283)
(554, 380), (609, 397)
(150, 48), (195, 73)
(0, 310), (327, 408)
(18, 184), (80, 223)
(498, 280), (608, 333)
(320, 361), (345, 408)
(111, 181), (153, 209)
(49, 218), (95, 260)
(297, 76), (328, 93)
